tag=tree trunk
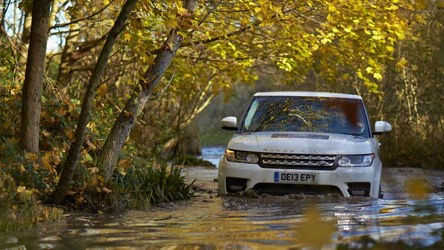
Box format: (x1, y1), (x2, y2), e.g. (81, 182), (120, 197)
(56, 21), (79, 88)
(52, 0), (139, 204)
(20, 0), (52, 153)
(98, 0), (197, 181)
(21, 9), (32, 44)
(20, 0), (33, 67)
(48, 0), (59, 26)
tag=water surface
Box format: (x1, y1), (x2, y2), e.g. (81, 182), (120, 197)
(2, 147), (443, 249)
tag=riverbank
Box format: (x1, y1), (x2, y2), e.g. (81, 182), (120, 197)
(381, 167), (444, 194)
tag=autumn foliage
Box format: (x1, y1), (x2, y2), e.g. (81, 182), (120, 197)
(0, 0), (443, 232)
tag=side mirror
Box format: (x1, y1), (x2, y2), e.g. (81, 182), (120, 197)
(221, 116), (237, 131)
(374, 121), (392, 135)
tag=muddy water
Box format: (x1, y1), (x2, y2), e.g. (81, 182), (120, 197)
(2, 193), (444, 249)
(1, 147), (444, 249)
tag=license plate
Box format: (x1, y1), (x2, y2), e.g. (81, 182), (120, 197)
(274, 172), (316, 183)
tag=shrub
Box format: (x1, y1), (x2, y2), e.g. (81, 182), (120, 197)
(115, 164), (194, 210)
(0, 170), (63, 232)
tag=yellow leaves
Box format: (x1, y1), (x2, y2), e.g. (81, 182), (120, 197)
(328, 5), (337, 12)
(386, 5), (399, 11)
(164, 16), (178, 29)
(123, 33), (131, 42)
(396, 57), (408, 69)
(415, 14), (426, 24)
(55, 108), (66, 117)
(277, 58), (295, 72)
(90, 175), (104, 186)
(82, 149), (94, 163)
(97, 84), (108, 97)
(118, 159), (131, 169)
(373, 72), (383, 80)
(294, 205), (334, 248)
(306, 1), (313, 8)
(177, 7), (189, 17)
(65, 130), (74, 140)
(19, 165), (26, 173)
(42, 152), (52, 170)
(394, 29), (405, 40)
(41, 151), (60, 171)
(405, 178), (432, 199)
(365, 81), (380, 93)
(16, 186), (33, 202)
(88, 167), (100, 175)
(372, 31), (384, 41)
(386, 45), (394, 52)
(439, 0), (444, 9)
(116, 159), (130, 176)
(414, 0), (429, 10)
(16, 186), (27, 193)
(25, 153), (38, 162)
(320, 38), (331, 45)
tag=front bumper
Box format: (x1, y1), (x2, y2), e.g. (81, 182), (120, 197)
(218, 157), (382, 198)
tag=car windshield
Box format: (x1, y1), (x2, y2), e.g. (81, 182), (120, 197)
(242, 96), (370, 137)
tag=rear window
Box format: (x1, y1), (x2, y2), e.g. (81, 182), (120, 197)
(241, 96), (370, 137)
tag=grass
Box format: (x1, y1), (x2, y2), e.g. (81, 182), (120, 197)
(112, 164), (194, 210)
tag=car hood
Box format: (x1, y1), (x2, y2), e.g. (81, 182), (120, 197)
(227, 132), (374, 155)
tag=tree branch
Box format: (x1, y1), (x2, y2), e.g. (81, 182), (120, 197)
(50, 0), (115, 30)
(147, 7), (295, 55)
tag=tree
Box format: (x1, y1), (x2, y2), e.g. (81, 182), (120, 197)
(95, 0), (412, 179)
(52, 0), (139, 204)
(97, 0), (198, 181)
(20, 0), (52, 153)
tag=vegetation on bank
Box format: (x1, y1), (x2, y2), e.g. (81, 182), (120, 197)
(1, 0), (443, 233)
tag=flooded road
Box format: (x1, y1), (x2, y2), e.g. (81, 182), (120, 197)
(2, 193), (444, 249)
(1, 147), (444, 249)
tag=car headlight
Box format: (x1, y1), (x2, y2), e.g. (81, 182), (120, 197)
(225, 149), (259, 164)
(337, 154), (375, 167)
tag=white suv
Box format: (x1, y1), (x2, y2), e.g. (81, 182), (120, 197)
(218, 92), (392, 198)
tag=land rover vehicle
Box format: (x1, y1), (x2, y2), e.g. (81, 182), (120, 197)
(218, 92), (392, 198)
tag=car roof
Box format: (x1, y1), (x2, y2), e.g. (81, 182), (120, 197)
(253, 91), (362, 100)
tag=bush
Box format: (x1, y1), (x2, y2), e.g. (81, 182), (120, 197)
(115, 164), (194, 210)
(62, 163), (194, 212)
(0, 170), (63, 233)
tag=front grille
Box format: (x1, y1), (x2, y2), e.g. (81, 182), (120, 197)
(253, 183), (342, 195)
(260, 153), (337, 170)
